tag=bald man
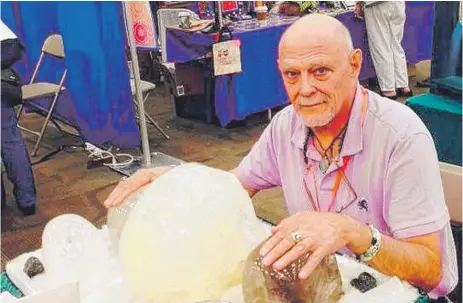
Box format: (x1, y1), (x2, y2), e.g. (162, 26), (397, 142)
(104, 15), (457, 298)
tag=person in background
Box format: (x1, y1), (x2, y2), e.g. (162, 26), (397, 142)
(356, 1), (413, 100)
(1, 20), (37, 216)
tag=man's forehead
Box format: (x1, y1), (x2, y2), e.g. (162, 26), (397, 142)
(278, 53), (334, 65)
(278, 40), (345, 64)
(281, 27), (341, 46)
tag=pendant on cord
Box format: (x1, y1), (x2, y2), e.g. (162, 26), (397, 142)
(319, 156), (330, 174)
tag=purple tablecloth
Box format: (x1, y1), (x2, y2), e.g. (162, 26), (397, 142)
(166, 2), (434, 127)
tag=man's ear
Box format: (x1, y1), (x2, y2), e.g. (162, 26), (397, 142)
(349, 49), (363, 77)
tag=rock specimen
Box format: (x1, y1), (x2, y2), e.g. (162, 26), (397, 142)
(350, 272), (377, 293)
(23, 256), (45, 278)
(242, 240), (343, 303)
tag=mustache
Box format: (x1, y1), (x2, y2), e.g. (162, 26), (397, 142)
(296, 97), (326, 106)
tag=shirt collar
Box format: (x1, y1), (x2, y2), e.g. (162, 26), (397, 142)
(290, 84), (367, 158)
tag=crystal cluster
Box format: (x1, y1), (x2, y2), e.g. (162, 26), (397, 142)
(41, 214), (128, 300)
(242, 239), (343, 303)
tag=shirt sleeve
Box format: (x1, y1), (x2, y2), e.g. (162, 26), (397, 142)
(383, 132), (450, 239)
(384, 133), (458, 298)
(234, 117), (282, 191)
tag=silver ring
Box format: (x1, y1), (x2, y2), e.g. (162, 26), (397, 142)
(290, 231), (302, 244)
(120, 176), (128, 182)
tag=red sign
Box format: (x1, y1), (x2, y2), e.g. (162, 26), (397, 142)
(222, 1), (238, 12)
(128, 2), (157, 49)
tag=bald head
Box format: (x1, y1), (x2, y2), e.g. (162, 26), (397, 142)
(276, 14), (362, 129)
(279, 14), (354, 56)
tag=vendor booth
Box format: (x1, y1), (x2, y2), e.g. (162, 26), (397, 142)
(0, 1), (437, 143)
(1, 1), (171, 170)
(407, 1), (462, 166)
(1, 1), (143, 150)
(164, 1), (435, 127)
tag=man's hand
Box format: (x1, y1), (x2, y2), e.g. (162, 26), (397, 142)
(259, 211), (353, 279)
(103, 166), (172, 208)
(259, 211), (443, 291)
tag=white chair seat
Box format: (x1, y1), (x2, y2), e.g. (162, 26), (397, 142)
(439, 162), (462, 223)
(21, 82), (66, 101)
(130, 79), (156, 96)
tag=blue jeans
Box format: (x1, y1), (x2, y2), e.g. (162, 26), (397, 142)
(1, 102), (36, 208)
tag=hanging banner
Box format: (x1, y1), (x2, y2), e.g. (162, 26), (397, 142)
(128, 1), (157, 49)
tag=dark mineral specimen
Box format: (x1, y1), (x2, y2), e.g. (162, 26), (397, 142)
(350, 271), (377, 293)
(23, 256), (45, 278)
(242, 238), (343, 303)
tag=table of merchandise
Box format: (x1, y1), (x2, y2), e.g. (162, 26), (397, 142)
(166, 2), (434, 127)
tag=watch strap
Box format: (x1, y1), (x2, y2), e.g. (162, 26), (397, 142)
(357, 224), (382, 262)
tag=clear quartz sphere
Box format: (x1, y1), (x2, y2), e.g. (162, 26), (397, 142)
(110, 163), (267, 303)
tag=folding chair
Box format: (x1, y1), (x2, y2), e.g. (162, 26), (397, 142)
(128, 61), (170, 139)
(16, 34), (67, 156)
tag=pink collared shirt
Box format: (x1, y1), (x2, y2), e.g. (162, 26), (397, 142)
(235, 85), (458, 297)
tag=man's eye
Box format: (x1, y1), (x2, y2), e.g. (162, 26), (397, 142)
(285, 71), (299, 79)
(314, 67), (327, 75)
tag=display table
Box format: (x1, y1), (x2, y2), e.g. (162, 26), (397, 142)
(166, 2), (435, 127)
(3, 221), (426, 303)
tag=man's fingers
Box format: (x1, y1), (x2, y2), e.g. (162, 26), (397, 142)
(104, 166), (172, 208)
(104, 176), (148, 208)
(298, 246), (331, 280)
(273, 237), (315, 271)
(259, 229), (288, 257)
(270, 226), (279, 234)
(261, 231), (295, 267)
(103, 182), (125, 208)
(150, 166), (172, 177)
(104, 181), (133, 208)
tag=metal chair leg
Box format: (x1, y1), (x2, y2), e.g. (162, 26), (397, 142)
(17, 104), (25, 119)
(17, 101), (66, 136)
(144, 112), (170, 139)
(16, 104), (28, 132)
(31, 94), (60, 156)
(132, 92), (170, 139)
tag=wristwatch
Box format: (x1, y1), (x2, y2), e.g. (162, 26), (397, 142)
(357, 224), (382, 262)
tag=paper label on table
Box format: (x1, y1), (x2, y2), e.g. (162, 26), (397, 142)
(213, 40), (242, 76)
